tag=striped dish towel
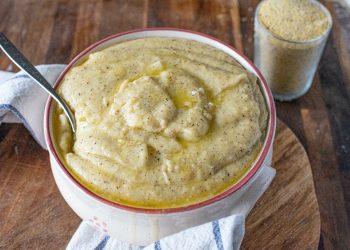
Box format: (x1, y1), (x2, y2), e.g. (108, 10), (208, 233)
(0, 65), (276, 250)
(67, 215), (245, 250)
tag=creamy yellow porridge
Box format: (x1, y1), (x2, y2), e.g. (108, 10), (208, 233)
(54, 38), (268, 208)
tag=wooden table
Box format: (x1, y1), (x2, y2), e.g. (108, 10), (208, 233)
(0, 0), (349, 249)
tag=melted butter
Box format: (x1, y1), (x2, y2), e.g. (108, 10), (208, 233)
(169, 88), (197, 110)
(75, 55), (90, 67)
(176, 136), (191, 148)
(52, 103), (73, 166)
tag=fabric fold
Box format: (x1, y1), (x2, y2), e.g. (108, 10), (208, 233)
(0, 64), (66, 148)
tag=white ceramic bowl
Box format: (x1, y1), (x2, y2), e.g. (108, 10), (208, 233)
(44, 28), (276, 246)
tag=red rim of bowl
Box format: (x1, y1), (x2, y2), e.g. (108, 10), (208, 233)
(44, 27), (276, 214)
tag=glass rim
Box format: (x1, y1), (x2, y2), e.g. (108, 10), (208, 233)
(255, 0), (333, 44)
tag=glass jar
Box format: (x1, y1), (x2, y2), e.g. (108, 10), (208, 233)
(254, 0), (332, 101)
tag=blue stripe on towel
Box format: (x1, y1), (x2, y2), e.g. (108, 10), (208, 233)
(10, 74), (30, 80)
(212, 220), (224, 250)
(154, 240), (162, 250)
(94, 235), (110, 250)
(0, 103), (37, 139)
(0, 112), (6, 121)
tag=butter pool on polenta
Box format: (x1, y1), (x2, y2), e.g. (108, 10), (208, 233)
(53, 37), (268, 208)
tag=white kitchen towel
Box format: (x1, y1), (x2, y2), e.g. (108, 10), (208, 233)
(67, 214), (245, 250)
(0, 64), (66, 148)
(0, 65), (276, 250)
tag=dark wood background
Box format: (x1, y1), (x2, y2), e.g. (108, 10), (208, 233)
(0, 0), (349, 249)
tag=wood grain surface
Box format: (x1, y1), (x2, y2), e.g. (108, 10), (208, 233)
(243, 120), (320, 250)
(0, 0), (349, 249)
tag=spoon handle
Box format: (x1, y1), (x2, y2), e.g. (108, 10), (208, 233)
(0, 32), (76, 132)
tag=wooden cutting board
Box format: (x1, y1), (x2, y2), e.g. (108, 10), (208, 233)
(0, 119), (320, 249)
(242, 119), (320, 249)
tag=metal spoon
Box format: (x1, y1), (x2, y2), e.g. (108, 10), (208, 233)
(0, 32), (76, 133)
